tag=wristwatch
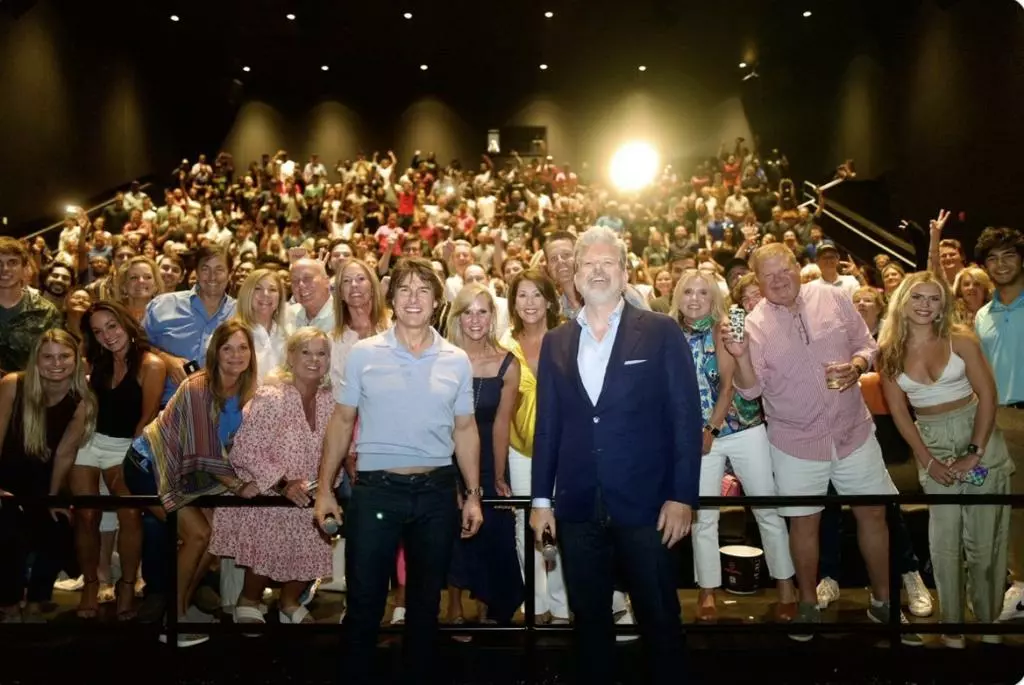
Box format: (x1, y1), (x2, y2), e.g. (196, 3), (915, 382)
(966, 444), (982, 457)
(704, 424), (721, 438)
(464, 486), (484, 498)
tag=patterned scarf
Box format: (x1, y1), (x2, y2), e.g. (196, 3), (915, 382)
(682, 315), (718, 425)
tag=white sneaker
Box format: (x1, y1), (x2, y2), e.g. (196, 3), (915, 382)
(390, 606), (406, 625)
(54, 575), (85, 592)
(815, 577), (840, 610)
(941, 634), (966, 649)
(613, 605), (639, 643)
(998, 582), (1024, 622)
(902, 572), (933, 617)
(981, 634), (1003, 645)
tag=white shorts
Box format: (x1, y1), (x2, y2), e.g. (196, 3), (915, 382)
(75, 434), (133, 471)
(770, 434), (897, 517)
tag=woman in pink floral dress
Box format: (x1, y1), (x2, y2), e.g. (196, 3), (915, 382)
(210, 327), (335, 625)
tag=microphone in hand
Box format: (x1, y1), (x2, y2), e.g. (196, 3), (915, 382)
(541, 530), (558, 562)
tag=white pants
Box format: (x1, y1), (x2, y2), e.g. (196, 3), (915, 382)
(693, 425), (795, 588)
(509, 447), (569, 619)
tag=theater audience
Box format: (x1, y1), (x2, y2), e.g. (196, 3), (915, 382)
(880, 272), (1010, 647)
(210, 327), (335, 626)
(63, 289), (92, 341)
(0, 331), (86, 622)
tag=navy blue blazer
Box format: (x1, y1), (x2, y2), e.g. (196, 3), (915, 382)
(531, 302), (703, 527)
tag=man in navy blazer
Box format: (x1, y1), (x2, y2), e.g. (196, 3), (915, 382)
(530, 226), (703, 685)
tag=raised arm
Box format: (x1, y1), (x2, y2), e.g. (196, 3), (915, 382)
(927, 209), (952, 284)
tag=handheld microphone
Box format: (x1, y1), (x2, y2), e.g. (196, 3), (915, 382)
(321, 514), (341, 537)
(541, 530), (558, 562)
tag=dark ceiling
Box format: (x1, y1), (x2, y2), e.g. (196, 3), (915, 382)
(46, 0), (925, 106)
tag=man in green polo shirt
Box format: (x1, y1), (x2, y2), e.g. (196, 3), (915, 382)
(974, 226), (1024, 621)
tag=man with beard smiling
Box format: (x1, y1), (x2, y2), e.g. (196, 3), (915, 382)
(0, 238), (61, 374)
(530, 226), (701, 685)
(973, 226), (1024, 621)
(40, 263), (75, 312)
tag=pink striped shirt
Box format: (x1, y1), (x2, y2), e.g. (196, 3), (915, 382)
(735, 282), (878, 461)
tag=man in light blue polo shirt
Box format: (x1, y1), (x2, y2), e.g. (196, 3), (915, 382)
(973, 226), (1024, 620)
(315, 257), (483, 685)
(143, 245), (236, 405)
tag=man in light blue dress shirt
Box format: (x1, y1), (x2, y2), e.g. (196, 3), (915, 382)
(143, 245), (236, 405)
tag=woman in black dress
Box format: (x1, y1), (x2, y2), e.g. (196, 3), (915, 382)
(444, 282), (524, 627)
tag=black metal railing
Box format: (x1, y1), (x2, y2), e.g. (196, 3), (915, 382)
(3, 491), (1023, 662)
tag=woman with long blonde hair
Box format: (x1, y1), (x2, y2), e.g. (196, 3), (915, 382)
(878, 271), (1012, 648)
(441, 283), (523, 628)
(234, 268), (288, 384)
(0, 330), (89, 622)
(672, 268), (797, 621)
(952, 266), (994, 327)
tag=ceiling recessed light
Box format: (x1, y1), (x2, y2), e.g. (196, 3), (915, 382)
(321, 65), (329, 71)
(802, 10), (812, 17)
(638, 65), (647, 72)
(242, 66), (251, 72)
(544, 11), (554, 18)
(403, 12), (413, 19)
(539, 64), (548, 70)
(739, 62), (747, 68)
(169, 14), (179, 22)
(420, 64), (429, 71)
(286, 13), (296, 20)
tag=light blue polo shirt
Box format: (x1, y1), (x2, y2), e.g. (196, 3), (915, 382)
(976, 290), (1024, 405)
(143, 287), (237, 405)
(339, 326), (474, 471)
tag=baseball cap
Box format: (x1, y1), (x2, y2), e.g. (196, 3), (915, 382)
(816, 240), (840, 256)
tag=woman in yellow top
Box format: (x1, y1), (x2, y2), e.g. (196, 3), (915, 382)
(500, 269), (570, 623)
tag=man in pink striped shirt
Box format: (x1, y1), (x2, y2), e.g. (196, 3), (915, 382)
(721, 244), (919, 644)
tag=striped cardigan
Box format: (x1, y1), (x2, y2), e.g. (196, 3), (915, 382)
(145, 373), (238, 512)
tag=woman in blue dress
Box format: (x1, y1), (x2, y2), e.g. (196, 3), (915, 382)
(444, 282), (525, 627)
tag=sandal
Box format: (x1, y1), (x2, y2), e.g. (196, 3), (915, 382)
(116, 579), (138, 621)
(76, 580), (100, 619)
(279, 605), (314, 624)
(234, 603), (266, 637)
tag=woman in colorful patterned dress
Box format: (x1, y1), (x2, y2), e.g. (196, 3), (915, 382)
(673, 269), (798, 621)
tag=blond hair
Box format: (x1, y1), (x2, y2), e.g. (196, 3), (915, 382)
(115, 255), (165, 302)
(21, 329), (91, 460)
(235, 269), (287, 332)
(446, 283), (503, 351)
(267, 327), (332, 388)
(878, 271), (967, 379)
(751, 243), (799, 274)
(952, 266), (994, 321)
(671, 269), (727, 326)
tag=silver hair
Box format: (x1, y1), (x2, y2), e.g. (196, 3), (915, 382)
(573, 226), (628, 271)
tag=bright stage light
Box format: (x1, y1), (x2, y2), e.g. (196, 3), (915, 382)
(609, 142), (659, 192)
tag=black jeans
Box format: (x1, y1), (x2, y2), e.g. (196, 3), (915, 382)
(344, 467), (459, 685)
(0, 502), (72, 606)
(123, 447), (168, 598)
(558, 493), (685, 685)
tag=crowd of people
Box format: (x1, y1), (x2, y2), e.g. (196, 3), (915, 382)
(0, 138), (1021, 681)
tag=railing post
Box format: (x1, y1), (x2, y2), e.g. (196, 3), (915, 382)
(523, 500), (537, 685)
(887, 500), (903, 661)
(166, 509), (178, 650)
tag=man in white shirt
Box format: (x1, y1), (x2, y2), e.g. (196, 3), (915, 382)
(444, 240), (475, 302)
(303, 154), (328, 184)
(288, 258), (335, 334)
(810, 241), (860, 299)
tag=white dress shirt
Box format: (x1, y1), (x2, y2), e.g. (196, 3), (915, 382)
(288, 295), (336, 335)
(252, 322), (288, 384)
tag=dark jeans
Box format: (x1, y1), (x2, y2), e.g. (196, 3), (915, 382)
(344, 467), (459, 685)
(558, 493), (684, 685)
(0, 502), (72, 606)
(123, 448), (168, 598)
(819, 483), (919, 581)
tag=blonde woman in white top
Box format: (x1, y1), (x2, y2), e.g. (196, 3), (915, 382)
(234, 269), (289, 384)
